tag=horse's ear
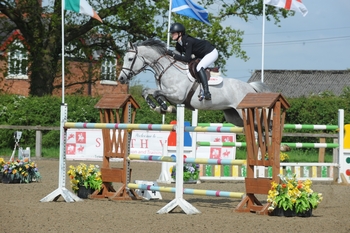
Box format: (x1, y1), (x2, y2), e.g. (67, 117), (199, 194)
(128, 42), (134, 49)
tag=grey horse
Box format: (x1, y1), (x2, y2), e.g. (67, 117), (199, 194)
(118, 38), (270, 127)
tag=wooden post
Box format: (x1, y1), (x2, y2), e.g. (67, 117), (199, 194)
(90, 94), (141, 200)
(35, 130), (42, 158)
(235, 93), (290, 215)
(318, 138), (325, 162)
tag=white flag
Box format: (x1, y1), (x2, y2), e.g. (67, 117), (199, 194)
(264, 0), (308, 17)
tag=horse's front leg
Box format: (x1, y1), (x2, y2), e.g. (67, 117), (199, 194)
(155, 95), (168, 111)
(142, 88), (177, 114)
(142, 88), (158, 109)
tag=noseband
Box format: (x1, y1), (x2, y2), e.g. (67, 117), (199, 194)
(120, 46), (148, 80)
(121, 45), (179, 87)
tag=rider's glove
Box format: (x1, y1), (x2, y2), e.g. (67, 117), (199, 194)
(166, 50), (174, 57)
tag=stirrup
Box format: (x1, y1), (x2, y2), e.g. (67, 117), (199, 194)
(204, 92), (211, 100)
(198, 89), (204, 101)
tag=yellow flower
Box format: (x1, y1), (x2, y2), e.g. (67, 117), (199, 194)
(280, 152), (289, 162)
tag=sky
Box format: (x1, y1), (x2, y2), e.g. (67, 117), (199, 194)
(132, 0), (350, 88)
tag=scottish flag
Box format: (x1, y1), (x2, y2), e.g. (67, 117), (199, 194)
(171, 0), (211, 26)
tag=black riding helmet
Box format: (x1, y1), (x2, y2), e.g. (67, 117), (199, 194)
(169, 23), (186, 34)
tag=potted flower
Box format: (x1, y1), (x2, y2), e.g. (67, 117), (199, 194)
(265, 152), (289, 162)
(0, 157), (5, 182)
(67, 163), (102, 198)
(280, 152), (289, 162)
(267, 174), (323, 217)
(170, 163), (200, 183)
(1, 158), (41, 183)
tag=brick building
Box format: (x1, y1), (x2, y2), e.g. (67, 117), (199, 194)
(0, 2), (127, 97)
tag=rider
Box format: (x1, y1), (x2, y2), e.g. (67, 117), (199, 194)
(166, 23), (218, 100)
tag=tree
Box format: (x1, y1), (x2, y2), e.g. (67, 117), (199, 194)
(0, 0), (293, 96)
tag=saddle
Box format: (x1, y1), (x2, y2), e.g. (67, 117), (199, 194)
(188, 59), (220, 82)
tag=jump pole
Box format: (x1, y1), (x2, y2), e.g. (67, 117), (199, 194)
(128, 183), (244, 198)
(197, 141), (339, 148)
(157, 104), (200, 215)
(128, 154), (246, 165)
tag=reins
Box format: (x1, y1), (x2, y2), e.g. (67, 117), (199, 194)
(122, 45), (186, 88)
(120, 46), (149, 79)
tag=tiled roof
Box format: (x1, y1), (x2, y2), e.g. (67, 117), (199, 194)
(248, 70), (350, 98)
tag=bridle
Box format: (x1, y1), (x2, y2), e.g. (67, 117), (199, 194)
(120, 45), (149, 80)
(120, 44), (184, 86)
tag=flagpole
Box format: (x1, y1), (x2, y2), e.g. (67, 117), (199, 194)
(261, 3), (266, 83)
(167, 0), (173, 48)
(62, 2), (65, 101)
(40, 0), (81, 203)
(163, 0), (173, 124)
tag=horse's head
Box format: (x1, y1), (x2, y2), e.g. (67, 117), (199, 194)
(118, 42), (148, 84)
(118, 39), (168, 84)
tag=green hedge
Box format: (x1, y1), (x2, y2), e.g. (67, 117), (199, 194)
(0, 89), (349, 151)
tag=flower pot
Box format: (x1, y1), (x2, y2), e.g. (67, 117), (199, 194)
(297, 208), (313, 217)
(271, 207), (284, 216)
(271, 207), (296, 217)
(283, 208), (296, 217)
(77, 186), (95, 199)
(184, 179), (198, 184)
(271, 207), (312, 217)
(2, 174), (21, 184)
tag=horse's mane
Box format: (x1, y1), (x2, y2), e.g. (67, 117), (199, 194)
(136, 38), (167, 55)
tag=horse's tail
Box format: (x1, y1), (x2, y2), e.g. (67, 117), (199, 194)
(248, 81), (271, 93)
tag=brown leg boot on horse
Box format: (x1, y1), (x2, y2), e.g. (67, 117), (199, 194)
(198, 68), (211, 100)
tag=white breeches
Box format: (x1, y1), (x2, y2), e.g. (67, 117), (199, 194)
(196, 48), (219, 72)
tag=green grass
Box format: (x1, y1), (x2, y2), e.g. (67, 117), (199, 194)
(0, 147), (335, 163)
(235, 148), (334, 163)
(0, 147), (60, 159)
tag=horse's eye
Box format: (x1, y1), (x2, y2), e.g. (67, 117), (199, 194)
(128, 58), (134, 61)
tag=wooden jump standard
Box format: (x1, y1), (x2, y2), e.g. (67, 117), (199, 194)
(90, 94), (141, 200)
(235, 93), (290, 215)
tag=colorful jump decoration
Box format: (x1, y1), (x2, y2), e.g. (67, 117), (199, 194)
(197, 141), (339, 148)
(127, 183), (244, 198)
(128, 154), (246, 165)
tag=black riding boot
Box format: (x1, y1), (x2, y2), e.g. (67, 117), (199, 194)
(198, 68), (211, 100)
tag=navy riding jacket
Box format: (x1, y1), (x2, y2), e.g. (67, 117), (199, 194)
(173, 35), (215, 62)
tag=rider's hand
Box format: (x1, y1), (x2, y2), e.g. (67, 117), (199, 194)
(166, 50), (174, 57)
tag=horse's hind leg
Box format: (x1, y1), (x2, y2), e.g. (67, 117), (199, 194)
(223, 108), (244, 127)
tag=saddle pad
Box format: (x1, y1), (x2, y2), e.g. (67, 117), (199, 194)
(186, 71), (223, 86)
(208, 75), (223, 85)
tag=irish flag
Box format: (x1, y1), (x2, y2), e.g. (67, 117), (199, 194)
(264, 0), (308, 17)
(65, 0), (102, 22)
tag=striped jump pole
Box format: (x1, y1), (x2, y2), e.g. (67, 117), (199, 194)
(198, 142), (247, 147)
(197, 123), (235, 127)
(127, 183), (244, 198)
(64, 123), (244, 133)
(64, 122), (175, 131)
(184, 126), (243, 133)
(129, 154), (246, 165)
(283, 124), (338, 130)
(197, 141), (339, 148)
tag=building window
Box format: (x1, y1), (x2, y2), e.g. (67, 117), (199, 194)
(7, 40), (28, 79)
(101, 58), (116, 81)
